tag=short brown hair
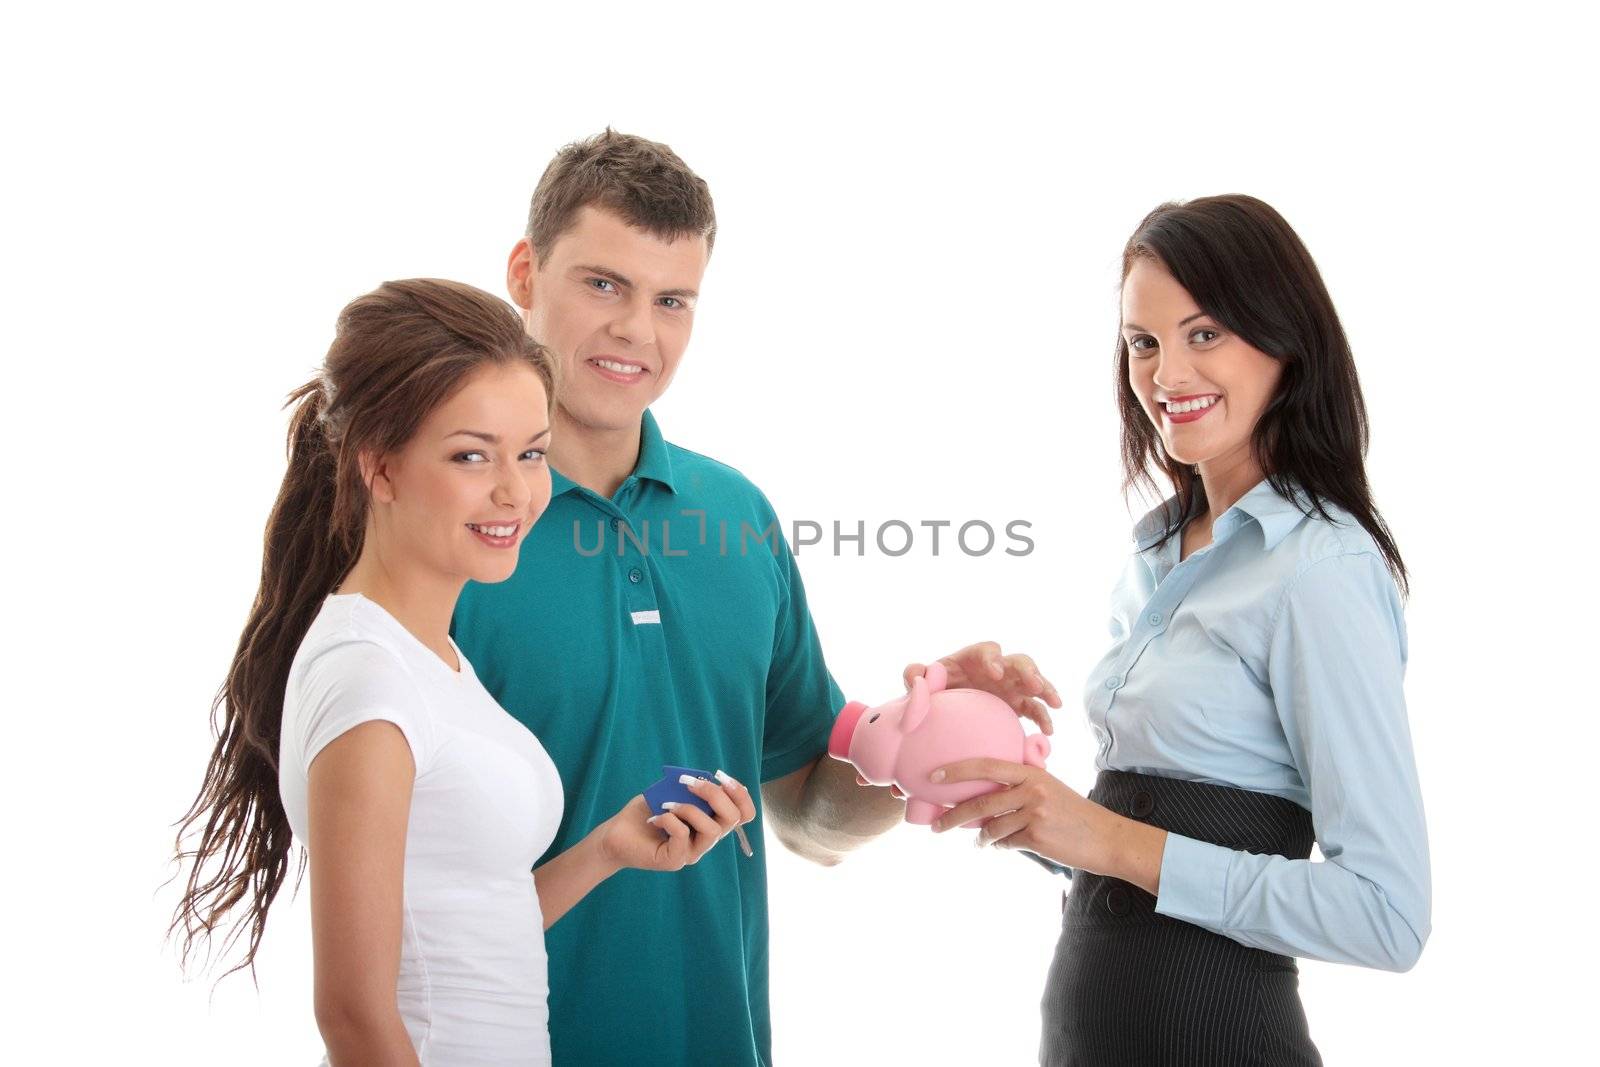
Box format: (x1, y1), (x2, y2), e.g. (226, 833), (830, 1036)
(525, 128), (716, 264)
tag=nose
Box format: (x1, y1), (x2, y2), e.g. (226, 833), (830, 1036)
(1151, 344), (1195, 394)
(607, 295), (656, 348)
(490, 459), (535, 515)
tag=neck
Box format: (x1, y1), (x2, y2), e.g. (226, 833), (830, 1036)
(1195, 444), (1266, 525)
(335, 531), (464, 668)
(547, 405), (644, 499)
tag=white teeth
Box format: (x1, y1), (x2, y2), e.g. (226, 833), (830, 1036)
(469, 524), (517, 538)
(1165, 396), (1217, 414)
(594, 359), (642, 375)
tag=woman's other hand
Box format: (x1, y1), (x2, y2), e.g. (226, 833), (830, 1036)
(600, 772), (757, 872)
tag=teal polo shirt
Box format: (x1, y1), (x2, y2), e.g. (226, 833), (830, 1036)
(451, 408), (842, 1067)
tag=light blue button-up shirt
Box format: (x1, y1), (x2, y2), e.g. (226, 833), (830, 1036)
(1081, 478), (1431, 971)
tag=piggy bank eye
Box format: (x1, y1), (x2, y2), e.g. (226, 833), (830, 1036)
(868, 713), (881, 724)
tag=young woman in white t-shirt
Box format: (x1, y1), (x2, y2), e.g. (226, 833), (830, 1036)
(171, 279), (754, 1066)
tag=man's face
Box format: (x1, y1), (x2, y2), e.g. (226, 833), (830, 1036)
(507, 205), (709, 434)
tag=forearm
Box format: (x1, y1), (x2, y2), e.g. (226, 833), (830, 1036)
(533, 828), (621, 930)
(769, 755), (905, 865)
(1154, 836), (1429, 971)
(317, 1002), (421, 1066)
(1094, 808), (1168, 896)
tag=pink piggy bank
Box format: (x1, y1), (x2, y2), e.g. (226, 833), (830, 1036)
(828, 661), (1051, 827)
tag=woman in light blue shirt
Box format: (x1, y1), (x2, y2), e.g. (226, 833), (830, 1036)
(930, 195), (1429, 1065)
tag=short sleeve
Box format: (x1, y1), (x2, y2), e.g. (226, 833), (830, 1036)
(289, 639), (435, 776)
(760, 522), (845, 783)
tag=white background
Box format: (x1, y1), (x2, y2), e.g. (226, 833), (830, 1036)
(5, 2), (1594, 1063)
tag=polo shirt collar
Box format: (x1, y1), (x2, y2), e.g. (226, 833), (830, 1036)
(549, 408), (678, 499)
(1133, 476), (1310, 553)
(633, 408), (677, 493)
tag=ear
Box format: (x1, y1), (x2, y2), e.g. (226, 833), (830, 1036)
(924, 661), (949, 693)
(902, 676), (930, 734)
(358, 448), (397, 505)
(506, 237), (536, 311)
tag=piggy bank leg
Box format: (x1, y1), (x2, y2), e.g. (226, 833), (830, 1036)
(905, 798), (945, 825)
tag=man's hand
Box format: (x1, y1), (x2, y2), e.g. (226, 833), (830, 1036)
(902, 641), (1061, 734)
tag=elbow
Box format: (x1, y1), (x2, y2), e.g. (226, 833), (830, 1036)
(314, 993), (400, 1056)
(1365, 913), (1430, 973)
(772, 822), (847, 867)
(1384, 923), (1429, 973)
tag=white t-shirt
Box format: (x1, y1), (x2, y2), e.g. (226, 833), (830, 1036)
(279, 593), (564, 1066)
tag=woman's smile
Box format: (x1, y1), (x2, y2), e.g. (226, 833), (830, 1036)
(1160, 393), (1222, 424)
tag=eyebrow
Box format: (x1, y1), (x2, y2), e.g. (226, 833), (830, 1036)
(575, 263), (699, 301)
(446, 428), (551, 445)
(1122, 311), (1212, 333)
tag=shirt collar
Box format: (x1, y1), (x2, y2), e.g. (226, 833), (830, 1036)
(1133, 477), (1309, 552)
(1227, 477), (1309, 550)
(633, 408), (677, 493)
(549, 408), (677, 499)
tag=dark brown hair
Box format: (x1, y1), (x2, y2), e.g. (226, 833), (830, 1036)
(1116, 195), (1409, 595)
(526, 128), (716, 263)
(170, 278), (557, 980)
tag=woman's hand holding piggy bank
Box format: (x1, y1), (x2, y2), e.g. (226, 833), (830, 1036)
(829, 660), (1053, 827)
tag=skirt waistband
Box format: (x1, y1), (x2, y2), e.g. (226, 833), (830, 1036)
(1065, 770), (1314, 924)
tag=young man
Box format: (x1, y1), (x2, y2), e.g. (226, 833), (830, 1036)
(452, 129), (1058, 1066)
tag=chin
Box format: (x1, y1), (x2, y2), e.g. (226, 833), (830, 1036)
(466, 557), (521, 586)
(574, 395), (651, 431)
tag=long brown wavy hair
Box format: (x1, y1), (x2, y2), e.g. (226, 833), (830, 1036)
(1115, 195), (1409, 595)
(170, 278), (557, 980)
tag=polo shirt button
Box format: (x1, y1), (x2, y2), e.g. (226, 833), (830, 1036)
(1130, 791), (1155, 818)
(1105, 675), (1122, 690)
(1147, 611), (1163, 627)
(627, 567), (643, 584)
(612, 518), (624, 531)
(1105, 886), (1131, 916)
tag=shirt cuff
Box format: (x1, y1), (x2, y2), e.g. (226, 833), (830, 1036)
(1154, 832), (1233, 927)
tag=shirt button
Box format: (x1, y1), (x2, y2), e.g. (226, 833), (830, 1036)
(627, 567), (643, 584)
(1130, 791), (1155, 818)
(1105, 886), (1131, 917)
(613, 518), (624, 531)
(1105, 675), (1122, 690)
(1147, 611), (1163, 627)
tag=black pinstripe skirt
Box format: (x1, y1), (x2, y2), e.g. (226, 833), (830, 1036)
(1039, 771), (1322, 1066)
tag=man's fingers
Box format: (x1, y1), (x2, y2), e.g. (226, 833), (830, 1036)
(1019, 696), (1055, 736)
(902, 662), (926, 691)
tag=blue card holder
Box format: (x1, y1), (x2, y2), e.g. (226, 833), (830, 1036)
(643, 764), (717, 818)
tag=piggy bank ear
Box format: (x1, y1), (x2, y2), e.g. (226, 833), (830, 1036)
(924, 661), (949, 693)
(903, 676), (931, 733)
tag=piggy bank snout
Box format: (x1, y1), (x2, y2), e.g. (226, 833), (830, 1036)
(828, 700), (869, 759)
